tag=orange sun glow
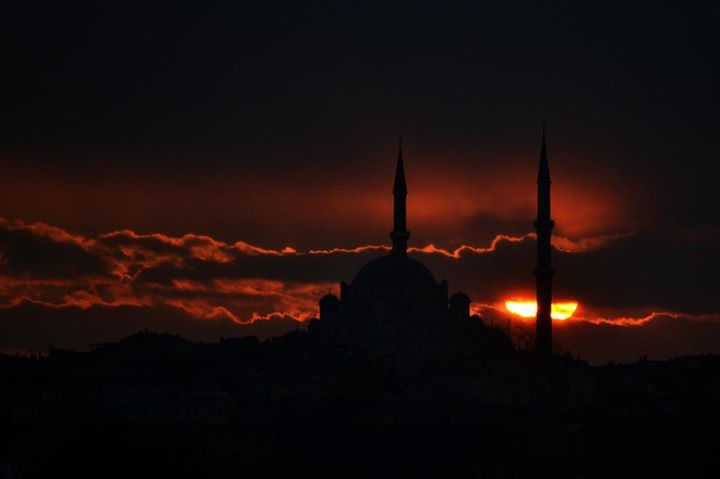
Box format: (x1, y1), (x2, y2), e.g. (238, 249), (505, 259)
(504, 300), (578, 321)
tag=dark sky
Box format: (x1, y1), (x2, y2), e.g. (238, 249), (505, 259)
(1, 1), (719, 362)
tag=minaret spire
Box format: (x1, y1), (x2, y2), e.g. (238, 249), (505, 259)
(391, 137), (410, 256)
(534, 126), (554, 357)
(538, 123), (551, 185)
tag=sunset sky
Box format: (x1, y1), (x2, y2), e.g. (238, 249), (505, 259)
(1, 2), (719, 363)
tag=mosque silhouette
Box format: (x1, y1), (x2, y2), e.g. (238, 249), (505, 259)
(312, 131), (554, 356)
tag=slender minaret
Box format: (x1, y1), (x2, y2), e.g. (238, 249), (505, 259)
(391, 138), (410, 256)
(534, 126), (554, 356)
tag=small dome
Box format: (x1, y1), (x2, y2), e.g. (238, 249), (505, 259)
(449, 291), (471, 303)
(319, 294), (340, 305)
(352, 254), (437, 286)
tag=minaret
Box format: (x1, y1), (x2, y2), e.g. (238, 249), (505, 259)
(534, 126), (554, 356)
(391, 138), (410, 256)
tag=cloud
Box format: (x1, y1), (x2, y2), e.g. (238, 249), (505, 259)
(554, 314), (720, 364)
(471, 303), (720, 364)
(0, 218), (109, 279)
(1, 217), (719, 361)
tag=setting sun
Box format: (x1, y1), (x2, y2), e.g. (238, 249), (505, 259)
(505, 300), (578, 321)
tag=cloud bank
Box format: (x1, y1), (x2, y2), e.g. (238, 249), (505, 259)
(1, 217), (719, 362)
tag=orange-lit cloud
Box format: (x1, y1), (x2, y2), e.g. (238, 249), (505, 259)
(0, 219), (521, 326)
(1, 215), (718, 356)
(472, 301), (720, 330)
(0, 219), (627, 334)
(571, 311), (720, 327)
(307, 245), (389, 255)
(303, 232), (621, 259)
(550, 233), (632, 253)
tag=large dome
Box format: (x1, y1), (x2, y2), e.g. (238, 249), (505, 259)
(351, 254), (437, 286)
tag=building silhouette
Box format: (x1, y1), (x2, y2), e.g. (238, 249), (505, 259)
(535, 127), (554, 356)
(316, 139), (471, 329)
(315, 133), (555, 358)
(308, 139), (508, 368)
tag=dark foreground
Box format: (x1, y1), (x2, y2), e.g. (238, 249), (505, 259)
(2, 330), (719, 478)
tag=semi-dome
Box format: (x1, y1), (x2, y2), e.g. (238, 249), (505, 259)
(351, 254), (437, 286)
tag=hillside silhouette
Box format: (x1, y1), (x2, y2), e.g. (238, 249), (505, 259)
(2, 328), (720, 478)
